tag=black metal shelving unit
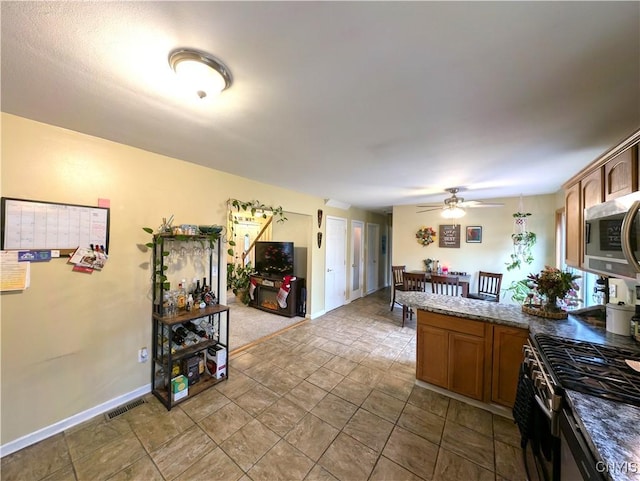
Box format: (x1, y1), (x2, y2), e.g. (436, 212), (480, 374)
(150, 233), (229, 410)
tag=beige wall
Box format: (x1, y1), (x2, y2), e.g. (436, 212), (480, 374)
(0, 113), (388, 448)
(391, 194), (558, 302)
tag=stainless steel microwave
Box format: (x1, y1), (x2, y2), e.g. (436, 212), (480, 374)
(584, 191), (640, 281)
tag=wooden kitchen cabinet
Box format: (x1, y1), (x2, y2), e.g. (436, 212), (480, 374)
(582, 168), (604, 211)
(449, 331), (486, 401)
(565, 170), (603, 268)
(417, 323), (448, 386)
(604, 146), (638, 200)
(417, 310), (528, 407)
(491, 325), (528, 407)
(562, 131), (639, 270)
(564, 182), (581, 268)
(416, 311), (489, 402)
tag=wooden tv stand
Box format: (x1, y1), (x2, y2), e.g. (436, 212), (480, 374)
(249, 275), (306, 318)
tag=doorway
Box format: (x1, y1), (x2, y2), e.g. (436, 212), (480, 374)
(350, 220), (364, 301)
(325, 216), (347, 312)
(366, 223), (380, 295)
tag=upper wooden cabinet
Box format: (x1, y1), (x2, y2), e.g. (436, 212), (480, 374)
(582, 168), (604, 209)
(604, 147), (638, 200)
(564, 182), (581, 268)
(562, 131), (639, 269)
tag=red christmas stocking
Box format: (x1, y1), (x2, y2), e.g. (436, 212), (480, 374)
(277, 275), (296, 308)
(249, 277), (257, 300)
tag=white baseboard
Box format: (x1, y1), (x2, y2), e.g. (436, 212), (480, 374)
(0, 384), (151, 458)
(310, 309), (326, 319)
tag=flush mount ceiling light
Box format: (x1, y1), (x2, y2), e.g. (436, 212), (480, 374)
(169, 48), (232, 99)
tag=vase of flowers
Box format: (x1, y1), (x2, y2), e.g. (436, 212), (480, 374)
(524, 266), (580, 317)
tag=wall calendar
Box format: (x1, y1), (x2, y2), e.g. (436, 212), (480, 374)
(1, 197), (110, 255)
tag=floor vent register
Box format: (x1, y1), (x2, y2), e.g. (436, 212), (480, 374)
(104, 398), (147, 421)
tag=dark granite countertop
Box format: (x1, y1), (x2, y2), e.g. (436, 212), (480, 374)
(398, 291), (640, 481)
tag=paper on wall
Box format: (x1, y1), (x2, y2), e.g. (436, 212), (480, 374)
(0, 250), (30, 291)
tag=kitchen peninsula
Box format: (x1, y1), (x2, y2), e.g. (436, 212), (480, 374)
(397, 291), (530, 407)
(399, 290), (640, 481)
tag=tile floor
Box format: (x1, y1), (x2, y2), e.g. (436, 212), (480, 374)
(1, 289), (526, 481)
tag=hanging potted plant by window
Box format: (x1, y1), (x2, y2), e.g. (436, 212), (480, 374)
(506, 199), (536, 271)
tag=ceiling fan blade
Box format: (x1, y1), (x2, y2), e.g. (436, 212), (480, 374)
(461, 201), (504, 208)
(417, 206), (444, 213)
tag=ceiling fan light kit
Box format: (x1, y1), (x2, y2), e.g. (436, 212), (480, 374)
(417, 187), (503, 217)
(169, 48), (233, 99)
(441, 205), (466, 219)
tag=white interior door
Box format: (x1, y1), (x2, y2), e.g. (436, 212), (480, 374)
(366, 223), (379, 295)
(350, 220), (364, 301)
(325, 216), (347, 312)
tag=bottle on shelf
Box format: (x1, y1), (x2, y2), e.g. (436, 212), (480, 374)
(193, 279), (202, 303)
(177, 280), (187, 310)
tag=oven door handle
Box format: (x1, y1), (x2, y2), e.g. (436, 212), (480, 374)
(534, 393), (561, 437)
(534, 394), (551, 420)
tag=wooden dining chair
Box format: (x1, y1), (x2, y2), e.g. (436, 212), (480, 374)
(401, 272), (428, 326)
(468, 271), (503, 302)
(431, 275), (460, 296)
(390, 265), (406, 311)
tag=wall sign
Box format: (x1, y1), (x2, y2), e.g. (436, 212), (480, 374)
(438, 224), (460, 248)
(1, 197), (110, 255)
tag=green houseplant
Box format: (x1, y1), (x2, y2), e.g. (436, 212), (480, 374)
(506, 212), (536, 271)
(527, 266), (581, 312)
(226, 262), (255, 305)
(226, 198), (287, 257)
(225, 199), (288, 305)
(142, 219), (223, 289)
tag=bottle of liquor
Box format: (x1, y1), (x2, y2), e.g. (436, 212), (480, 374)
(193, 279), (202, 303)
(177, 280), (187, 310)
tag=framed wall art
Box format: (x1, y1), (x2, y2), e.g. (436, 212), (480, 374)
(466, 226), (482, 243)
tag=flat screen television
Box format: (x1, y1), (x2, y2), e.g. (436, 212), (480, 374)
(255, 241), (294, 277)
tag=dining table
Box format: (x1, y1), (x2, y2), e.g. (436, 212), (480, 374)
(409, 271), (471, 297)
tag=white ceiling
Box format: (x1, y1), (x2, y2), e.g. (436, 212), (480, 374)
(2, 2), (639, 212)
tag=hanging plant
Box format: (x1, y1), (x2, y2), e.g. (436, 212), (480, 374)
(506, 207), (536, 271)
(416, 226), (436, 246)
(226, 199), (288, 257)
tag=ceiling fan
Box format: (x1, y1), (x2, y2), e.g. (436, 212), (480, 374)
(417, 188), (503, 218)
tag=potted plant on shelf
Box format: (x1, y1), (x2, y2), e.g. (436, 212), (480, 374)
(226, 262), (255, 305)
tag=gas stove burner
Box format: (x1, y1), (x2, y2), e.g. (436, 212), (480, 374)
(534, 334), (640, 407)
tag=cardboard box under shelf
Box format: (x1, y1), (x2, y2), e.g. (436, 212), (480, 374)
(207, 344), (227, 380)
(171, 374), (188, 402)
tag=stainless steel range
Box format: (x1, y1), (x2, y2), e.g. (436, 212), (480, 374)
(517, 333), (640, 481)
